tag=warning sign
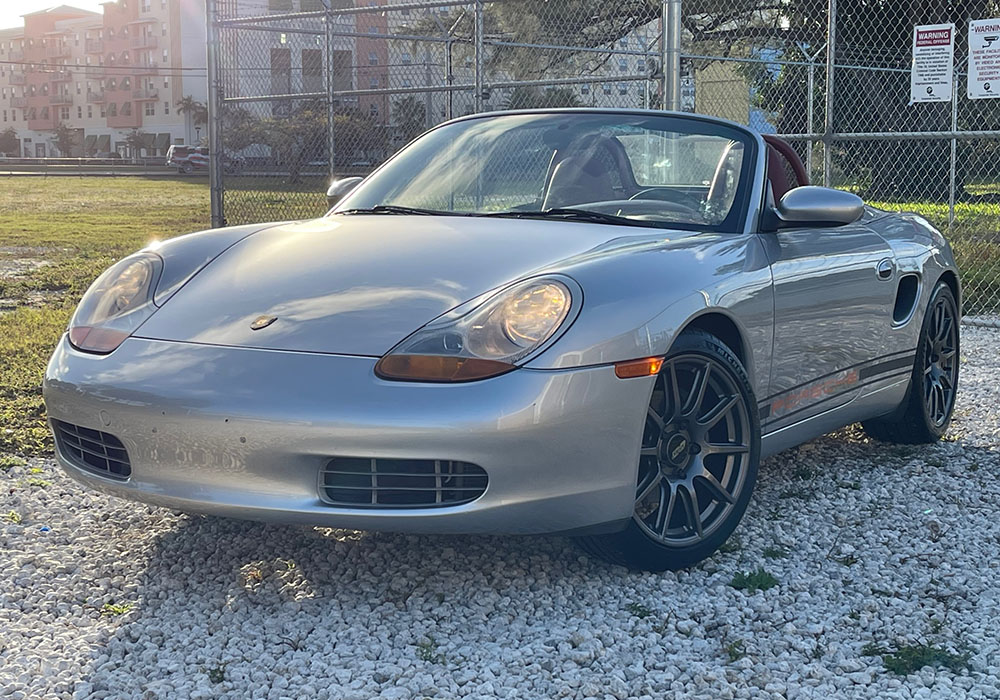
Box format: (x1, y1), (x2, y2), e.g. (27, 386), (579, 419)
(911, 24), (955, 103)
(968, 19), (1000, 99)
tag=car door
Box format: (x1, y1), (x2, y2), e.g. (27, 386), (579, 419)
(760, 220), (896, 430)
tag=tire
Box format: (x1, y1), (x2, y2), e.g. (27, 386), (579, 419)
(181, 162), (194, 174)
(862, 281), (959, 444)
(578, 329), (761, 572)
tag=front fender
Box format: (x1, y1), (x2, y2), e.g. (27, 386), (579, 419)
(525, 233), (773, 399)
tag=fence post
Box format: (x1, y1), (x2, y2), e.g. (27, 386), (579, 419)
(325, 0), (336, 181)
(949, 67), (958, 231)
(661, 0), (682, 111)
(823, 0), (836, 187)
(206, 0), (225, 228)
(474, 0), (484, 112)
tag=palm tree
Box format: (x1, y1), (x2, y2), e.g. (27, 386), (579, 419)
(176, 95), (208, 144)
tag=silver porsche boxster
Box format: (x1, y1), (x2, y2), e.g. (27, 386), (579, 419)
(43, 110), (960, 571)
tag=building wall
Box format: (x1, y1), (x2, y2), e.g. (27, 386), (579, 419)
(0, 0), (207, 157)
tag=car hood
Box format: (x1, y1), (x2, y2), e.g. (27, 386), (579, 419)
(135, 215), (654, 356)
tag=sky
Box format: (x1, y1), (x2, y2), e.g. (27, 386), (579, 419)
(0, 1), (107, 31)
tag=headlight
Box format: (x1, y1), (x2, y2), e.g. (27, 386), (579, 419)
(376, 277), (577, 382)
(68, 252), (162, 354)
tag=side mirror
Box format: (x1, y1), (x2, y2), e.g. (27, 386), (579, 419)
(326, 176), (363, 208)
(768, 186), (864, 230)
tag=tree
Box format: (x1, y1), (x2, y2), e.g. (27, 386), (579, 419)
(393, 96), (427, 143)
(52, 121), (77, 156)
(0, 127), (18, 156)
(251, 105), (327, 182)
(504, 86), (582, 110)
(125, 129), (151, 158)
(177, 95), (208, 144)
(176, 95), (208, 126)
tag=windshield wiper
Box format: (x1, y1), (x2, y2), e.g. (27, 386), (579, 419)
(335, 204), (449, 216)
(483, 207), (650, 227)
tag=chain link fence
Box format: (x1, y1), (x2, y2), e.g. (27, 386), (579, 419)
(208, 0), (1000, 322)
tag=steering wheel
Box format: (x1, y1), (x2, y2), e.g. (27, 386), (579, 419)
(628, 187), (702, 212)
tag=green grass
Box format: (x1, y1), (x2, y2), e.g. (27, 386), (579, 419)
(730, 568), (779, 592)
(861, 642), (970, 675)
(0, 178), (210, 456)
(870, 198), (1000, 315)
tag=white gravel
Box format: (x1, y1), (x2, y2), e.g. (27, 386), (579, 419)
(2, 326), (1000, 700)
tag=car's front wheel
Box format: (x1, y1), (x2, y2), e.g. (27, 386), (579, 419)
(578, 329), (760, 571)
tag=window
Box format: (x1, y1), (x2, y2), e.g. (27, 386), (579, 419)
(369, 77), (378, 89)
(121, 102), (132, 116)
(108, 78), (116, 90)
(162, 49), (168, 63)
(637, 59), (646, 72)
(369, 103), (378, 118)
(161, 22), (167, 37)
(401, 78), (411, 88)
(401, 52), (411, 65)
(619, 58), (627, 73)
(163, 77), (168, 88)
(145, 101), (154, 115)
(2, 110), (5, 122)
(368, 51), (378, 66)
(618, 82), (627, 95)
(581, 84), (590, 95)
(77, 106), (82, 118)
(76, 82), (82, 94)
(163, 101), (169, 114)
(603, 83), (612, 95)
(107, 103), (116, 117)
(87, 105), (92, 118)
(41, 106), (49, 119)
(60, 106), (70, 120)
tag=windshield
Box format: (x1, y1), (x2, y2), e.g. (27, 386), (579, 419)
(335, 112), (756, 232)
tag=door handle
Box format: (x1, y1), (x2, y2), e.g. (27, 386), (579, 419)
(876, 259), (894, 281)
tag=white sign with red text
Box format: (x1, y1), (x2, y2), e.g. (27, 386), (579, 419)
(911, 24), (955, 103)
(968, 19), (1000, 99)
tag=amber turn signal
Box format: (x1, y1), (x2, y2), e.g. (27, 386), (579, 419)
(614, 356), (665, 379)
(68, 326), (132, 355)
(375, 354), (516, 382)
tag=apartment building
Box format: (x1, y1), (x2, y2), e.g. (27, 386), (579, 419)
(0, 1), (207, 157)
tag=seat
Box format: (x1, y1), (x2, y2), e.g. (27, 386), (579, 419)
(542, 152), (618, 209)
(762, 135), (810, 200)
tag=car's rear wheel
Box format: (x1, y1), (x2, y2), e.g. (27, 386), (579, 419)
(181, 162), (194, 174)
(578, 329), (760, 571)
(862, 281), (959, 444)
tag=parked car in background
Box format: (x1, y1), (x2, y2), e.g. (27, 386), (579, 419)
(167, 145), (244, 174)
(166, 145), (209, 173)
(44, 109), (960, 572)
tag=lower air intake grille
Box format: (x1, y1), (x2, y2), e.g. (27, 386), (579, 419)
(320, 458), (487, 508)
(52, 420), (132, 480)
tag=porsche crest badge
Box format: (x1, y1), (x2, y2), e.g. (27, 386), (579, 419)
(250, 315), (278, 331)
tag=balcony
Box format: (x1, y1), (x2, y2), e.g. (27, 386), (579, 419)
(130, 35), (157, 50)
(11, 96), (28, 108)
(132, 87), (159, 100)
(85, 39), (103, 54)
(9, 49), (24, 61)
(46, 44), (70, 59)
(50, 94), (73, 105)
(86, 90), (105, 103)
(10, 73), (26, 85)
(48, 69), (72, 82)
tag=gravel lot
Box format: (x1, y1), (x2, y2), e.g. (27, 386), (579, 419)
(2, 326), (999, 700)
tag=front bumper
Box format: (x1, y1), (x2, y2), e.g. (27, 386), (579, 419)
(43, 336), (653, 534)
